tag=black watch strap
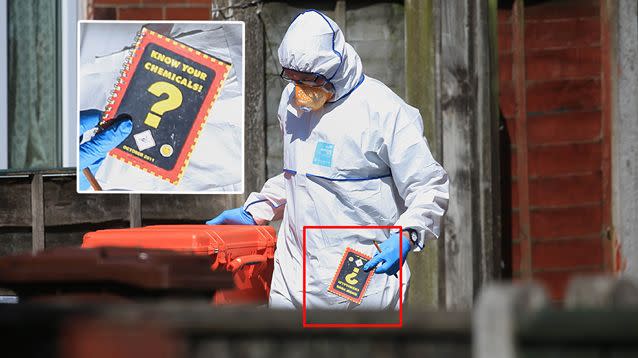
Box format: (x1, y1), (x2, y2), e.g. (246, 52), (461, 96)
(403, 228), (418, 247)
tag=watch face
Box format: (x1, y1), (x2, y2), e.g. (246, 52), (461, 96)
(403, 230), (417, 245)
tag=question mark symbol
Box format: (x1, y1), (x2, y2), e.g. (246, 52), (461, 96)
(144, 81), (183, 129)
(345, 267), (360, 285)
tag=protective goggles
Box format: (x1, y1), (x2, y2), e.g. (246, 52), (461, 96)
(280, 68), (331, 88)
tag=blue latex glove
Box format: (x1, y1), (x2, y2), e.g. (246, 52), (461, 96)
(363, 232), (412, 276)
(79, 109), (132, 190)
(206, 207), (256, 225)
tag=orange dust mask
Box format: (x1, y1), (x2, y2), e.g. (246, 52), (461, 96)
(293, 84), (334, 112)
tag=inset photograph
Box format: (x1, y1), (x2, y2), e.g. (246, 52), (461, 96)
(78, 21), (244, 193)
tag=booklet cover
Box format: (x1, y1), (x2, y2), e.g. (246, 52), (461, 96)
(101, 27), (231, 184)
(328, 247), (375, 304)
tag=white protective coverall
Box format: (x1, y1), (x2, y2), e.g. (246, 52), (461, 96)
(244, 10), (449, 310)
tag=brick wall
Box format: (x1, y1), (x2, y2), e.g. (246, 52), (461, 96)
(499, 0), (610, 301)
(91, 0), (211, 20)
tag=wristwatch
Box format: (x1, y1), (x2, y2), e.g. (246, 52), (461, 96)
(402, 228), (418, 249)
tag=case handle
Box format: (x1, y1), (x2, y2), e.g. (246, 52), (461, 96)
(227, 255), (267, 272)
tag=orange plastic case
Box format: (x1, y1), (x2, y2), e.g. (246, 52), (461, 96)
(82, 225), (276, 305)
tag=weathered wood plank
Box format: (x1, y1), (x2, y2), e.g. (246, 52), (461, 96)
(129, 194), (141, 228)
(31, 174), (45, 253)
(0, 231), (32, 256)
(600, 0), (614, 272)
(346, 2), (405, 98)
(43, 176), (130, 226)
(140, 194), (243, 222)
(609, 0), (638, 276)
(213, 0), (266, 198)
(405, 0), (443, 309)
(334, 0), (347, 33)
(476, 0), (502, 290)
(238, 7), (266, 199)
(440, 0), (500, 309)
(440, 0), (476, 310)
(0, 177), (31, 226)
(45, 230), (97, 249)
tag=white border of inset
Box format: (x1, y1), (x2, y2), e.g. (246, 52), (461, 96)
(62, 0), (79, 167)
(0, 0), (8, 169)
(76, 20), (245, 195)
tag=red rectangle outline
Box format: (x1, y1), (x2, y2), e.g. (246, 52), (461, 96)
(327, 247), (374, 304)
(302, 225), (403, 329)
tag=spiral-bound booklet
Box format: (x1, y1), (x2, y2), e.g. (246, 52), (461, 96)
(101, 27), (231, 185)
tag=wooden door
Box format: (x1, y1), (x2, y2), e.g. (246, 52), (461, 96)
(498, 0), (613, 301)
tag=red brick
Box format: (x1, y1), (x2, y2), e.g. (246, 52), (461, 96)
(95, 0), (141, 4)
(499, 54), (512, 82)
(512, 205), (519, 239)
(526, 79), (601, 114)
(525, 18), (600, 50)
(525, 0), (598, 21)
(510, 149), (517, 178)
(165, 7), (210, 20)
(533, 268), (601, 301)
(142, 0), (210, 4)
(526, 47), (601, 81)
(498, 9), (511, 24)
(503, 115), (516, 145)
(530, 173), (602, 207)
(532, 238), (603, 270)
(512, 241), (521, 272)
(528, 142), (601, 177)
(142, 0), (185, 3)
(535, 271), (570, 300)
(530, 205), (602, 239)
(528, 111), (601, 145)
(499, 82), (515, 118)
(511, 177), (519, 209)
(93, 7), (117, 20)
(498, 23), (512, 54)
(118, 7), (163, 20)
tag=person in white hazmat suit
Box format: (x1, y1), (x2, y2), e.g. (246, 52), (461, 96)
(207, 10), (449, 310)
